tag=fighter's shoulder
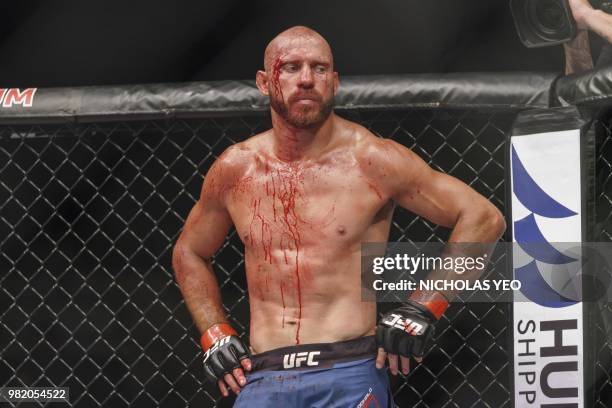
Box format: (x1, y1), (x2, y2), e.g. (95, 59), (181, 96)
(210, 134), (266, 175)
(346, 121), (407, 167)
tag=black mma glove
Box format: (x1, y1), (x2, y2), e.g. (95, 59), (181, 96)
(376, 290), (448, 358)
(201, 323), (250, 383)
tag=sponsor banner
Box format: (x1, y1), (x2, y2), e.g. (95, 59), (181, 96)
(0, 88), (37, 108)
(511, 129), (584, 407)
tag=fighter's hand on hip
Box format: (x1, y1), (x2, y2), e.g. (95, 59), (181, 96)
(375, 291), (448, 375)
(201, 323), (252, 396)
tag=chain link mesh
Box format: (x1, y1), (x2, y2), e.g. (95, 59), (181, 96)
(592, 113), (612, 408)
(0, 107), (610, 408)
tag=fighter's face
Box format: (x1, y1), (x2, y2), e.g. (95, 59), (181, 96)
(266, 41), (337, 129)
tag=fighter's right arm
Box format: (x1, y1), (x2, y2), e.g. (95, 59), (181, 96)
(172, 158), (233, 333)
(172, 155), (252, 396)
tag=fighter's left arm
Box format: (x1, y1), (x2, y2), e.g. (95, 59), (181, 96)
(382, 139), (506, 245)
(388, 139), (506, 300)
(372, 139), (506, 374)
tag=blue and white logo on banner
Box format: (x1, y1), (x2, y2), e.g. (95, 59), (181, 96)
(511, 145), (579, 308)
(511, 128), (584, 408)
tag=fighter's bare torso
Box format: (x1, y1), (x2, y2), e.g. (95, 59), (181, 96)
(207, 115), (400, 352)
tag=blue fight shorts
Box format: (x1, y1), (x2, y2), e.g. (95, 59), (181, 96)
(234, 336), (393, 407)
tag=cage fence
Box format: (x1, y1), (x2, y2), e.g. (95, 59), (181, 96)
(0, 81), (610, 408)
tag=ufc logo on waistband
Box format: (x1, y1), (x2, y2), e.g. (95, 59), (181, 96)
(283, 351), (321, 369)
(203, 336), (231, 363)
(382, 313), (425, 335)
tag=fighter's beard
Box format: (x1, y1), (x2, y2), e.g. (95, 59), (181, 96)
(271, 96), (334, 129)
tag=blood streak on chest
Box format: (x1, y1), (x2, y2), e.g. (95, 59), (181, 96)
(264, 163), (277, 221)
(247, 161), (305, 344)
(276, 164), (303, 344)
(249, 198), (273, 263)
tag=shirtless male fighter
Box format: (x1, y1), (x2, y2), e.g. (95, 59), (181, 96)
(172, 26), (506, 407)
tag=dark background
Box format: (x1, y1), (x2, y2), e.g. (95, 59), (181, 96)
(0, 0), (607, 88)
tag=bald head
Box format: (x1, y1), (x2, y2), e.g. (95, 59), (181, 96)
(256, 26), (338, 129)
(263, 26), (334, 72)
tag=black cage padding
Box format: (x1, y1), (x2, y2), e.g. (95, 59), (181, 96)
(555, 64), (612, 107)
(0, 72), (560, 124)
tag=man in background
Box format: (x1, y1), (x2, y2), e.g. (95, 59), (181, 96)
(564, 0), (612, 74)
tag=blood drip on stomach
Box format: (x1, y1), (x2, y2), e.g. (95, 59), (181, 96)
(277, 165), (303, 344)
(247, 162), (304, 344)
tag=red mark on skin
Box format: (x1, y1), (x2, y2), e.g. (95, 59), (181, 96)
(367, 181), (383, 200)
(205, 153), (254, 200)
(254, 158), (338, 344)
(204, 165), (226, 199)
(257, 203), (273, 263)
(268, 170), (278, 221)
(280, 281), (286, 328)
(248, 200), (257, 247)
(214, 174), (253, 203)
(280, 233), (291, 265)
(276, 164), (303, 344)
(407, 189), (421, 201)
(249, 198), (273, 264)
(272, 57), (284, 103)
(234, 176), (253, 196)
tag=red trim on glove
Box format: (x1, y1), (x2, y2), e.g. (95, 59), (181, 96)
(410, 290), (449, 320)
(200, 323), (238, 350)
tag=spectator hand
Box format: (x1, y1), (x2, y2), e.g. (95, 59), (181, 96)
(568, 0), (596, 30)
